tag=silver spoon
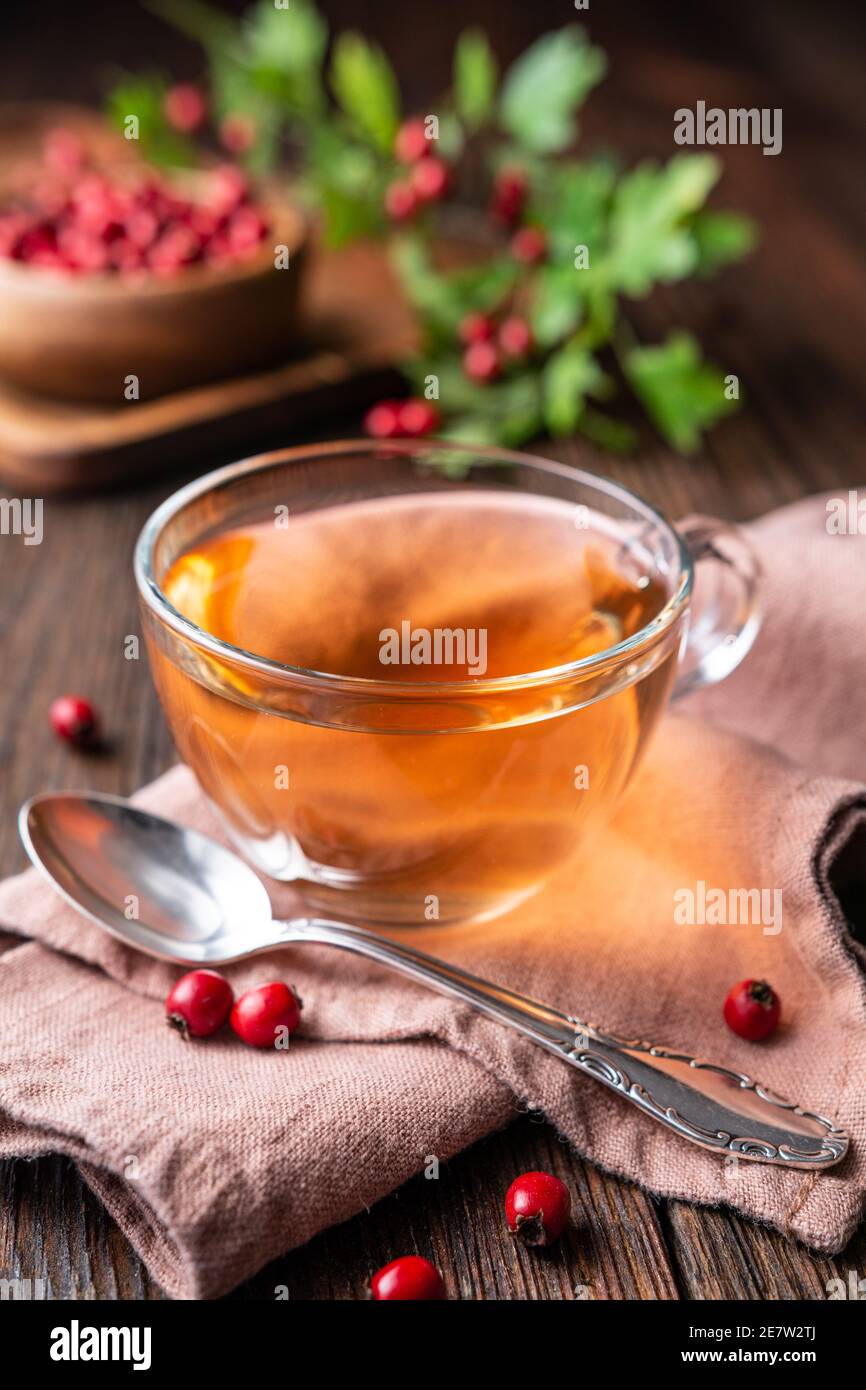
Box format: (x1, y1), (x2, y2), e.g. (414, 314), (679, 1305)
(20, 791), (849, 1171)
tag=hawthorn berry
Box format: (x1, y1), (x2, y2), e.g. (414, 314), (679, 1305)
(510, 226), (547, 265)
(364, 399), (404, 438)
(371, 1255), (445, 1300)
(397, 398), (440, 437)
(505, 1170), (571, 1246)
(394, 118), (432, 164)
(49, 695), (99, 746)
(491, 167), (528, 226)
(463, 340), (500, 383)
(410, 157), (450, 204)
(498, 315), (533, 360)
(458, 312), (495, 345)
(163, 84), (207, 134)
(723, 980), (781, 1041)
(230, 982), (302, 1049)
(166, 970), (233, 1040)
(384, 180), (417, 222)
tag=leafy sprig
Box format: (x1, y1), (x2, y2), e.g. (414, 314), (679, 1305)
(106, 3), (757, 454)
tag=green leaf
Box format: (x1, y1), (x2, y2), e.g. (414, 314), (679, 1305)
(330, 32), (401, 152)
(305, 125), (386, 245)
(577, 408), (638, 454)
(690, 210), (758, 275)
(531, 265), (584, 347)
(623, 332), (738, 453)
(438, 416), (505, 449)
(492, 374), (545, 444)
(391, 238), (516, 337)
(604, 154), (721, 296)
(542, 343), (606, 434)
(500, 26), (606, 153)
(243, 0), (327, 74)
(453, 28), (497, 130)
(537, 158), (616, 261)
(318, 185), (381, 248)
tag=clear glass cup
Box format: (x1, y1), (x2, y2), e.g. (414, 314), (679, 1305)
(135, 441), (760, 926)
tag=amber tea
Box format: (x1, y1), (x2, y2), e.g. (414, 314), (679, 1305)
(150, 490), (676, 924)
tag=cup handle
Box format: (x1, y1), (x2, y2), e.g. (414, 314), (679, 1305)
(671, 515), (762, 700)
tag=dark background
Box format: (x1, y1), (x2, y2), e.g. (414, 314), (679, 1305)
(1, 0), (865, 1300)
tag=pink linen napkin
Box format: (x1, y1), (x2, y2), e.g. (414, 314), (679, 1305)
(0, 490), (864, 1298)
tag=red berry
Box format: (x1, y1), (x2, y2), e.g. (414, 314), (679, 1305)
(49, 694), (98, 745)
(148, 225), (204, 275)
(458, 312), (495, 345)
(510, 226), (547, 265)
(163, 84), (207, 134)
(723, 980), (781, 1041)
(463, 340), (500, 383)
(364, 399), (404, 439)
(498, 315), (533, 360)
(57, 226), (111, 273)
(410, 157), (450, 205)
(491, 167), (528, 226)
(505, 1170), (571, 1246)
(124, 208), (160, 251)
(207, 165), (250, 215)
(219, 113), (256, 155)
(226, 206), (268, 256)
(397, 398), (440, 437)
(165, 970), (233, 1040)
(230, 982), (302, 1049)
(384, 180), (417, 222)
(394, 118), (432, 164)
(371, 1256), (445, 1301)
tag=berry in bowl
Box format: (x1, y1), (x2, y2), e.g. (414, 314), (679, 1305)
(0, 124), (307, 402)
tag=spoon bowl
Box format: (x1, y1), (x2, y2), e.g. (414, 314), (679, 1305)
(19, 792), (277, 963)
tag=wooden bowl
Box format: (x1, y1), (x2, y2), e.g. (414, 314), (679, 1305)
(0, 104), (309, 403)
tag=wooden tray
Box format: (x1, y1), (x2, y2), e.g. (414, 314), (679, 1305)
(0, 240), (415, 492)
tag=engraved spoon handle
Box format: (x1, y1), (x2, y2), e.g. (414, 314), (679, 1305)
(282, 917), (848, 1170)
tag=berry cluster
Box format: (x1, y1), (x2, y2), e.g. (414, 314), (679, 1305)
(166, 970), (302, 1048)
(459, 308), (534, 383)
(0, 130), (270, 276)
(363, 396), (440, 440)
(384, 117), (452, 222)
(365, 158), (547, 433)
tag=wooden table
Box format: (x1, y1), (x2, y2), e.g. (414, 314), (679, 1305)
(1, 0), (864, 1299)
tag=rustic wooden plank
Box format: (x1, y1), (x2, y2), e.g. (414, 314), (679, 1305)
(666, 1201), (866, 1302)
(0, 1154), (165, 1300)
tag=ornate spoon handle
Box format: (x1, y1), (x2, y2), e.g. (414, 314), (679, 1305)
(282, 917), (848, 1170)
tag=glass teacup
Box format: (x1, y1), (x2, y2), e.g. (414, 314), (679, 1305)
(135, 441), (760, 926)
